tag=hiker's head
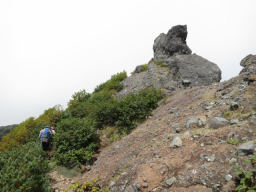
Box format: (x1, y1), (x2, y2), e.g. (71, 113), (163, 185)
(45, 125), (50, 129)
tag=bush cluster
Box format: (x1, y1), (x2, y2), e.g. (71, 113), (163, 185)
(94, 71), (127, 93)
(64, 180), (100, 192)
(0, 142), (50, 192)
(54, 86), (163, 167)
(53, 118), (99, 167)
(0, 71), (164, 190)
(234, 154), (256, 191)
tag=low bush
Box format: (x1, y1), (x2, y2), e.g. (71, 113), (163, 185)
(115, 87), (164, 132)
(94, 71), (127, 93)
(64, 179), (100, 192)
(53, 118), (99, 167)
(0, 142), (50, 192)
(234, 154), (256, 191)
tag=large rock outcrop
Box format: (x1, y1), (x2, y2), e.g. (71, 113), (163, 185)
(153, 25), (192, 60)
(117, 25), (222, 97)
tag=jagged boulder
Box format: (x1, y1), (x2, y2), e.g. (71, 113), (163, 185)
(153, 25), (192, 60)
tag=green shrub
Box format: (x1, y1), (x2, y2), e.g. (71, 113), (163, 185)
(227, 139), (240, 145)
(115, 87), (164, 132)
(154, 60), (168, 67)
(234, 154), (256, 191)
(68, 90), (91, 117)
(64, 179), (100, 192)
(94, 71), (127, 93)
(53, 118), (99, 167)
(0, 142), (50, 192)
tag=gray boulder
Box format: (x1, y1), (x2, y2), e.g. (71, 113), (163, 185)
(171, 124), (182, 133)
(237, 141), (256, 156)
(209, 117), (229, 129)
(165, 54), (221, 86)
(165, 177), (177, 187)
(186, 117), (199, 129)
(153, 25), (192, 60)
(170, 136), (183, 148)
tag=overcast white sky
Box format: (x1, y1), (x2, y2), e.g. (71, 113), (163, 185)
(0, 0), (255, 126)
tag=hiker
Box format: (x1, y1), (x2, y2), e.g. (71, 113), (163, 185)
(39, 126), (52, 151)
(50, 126), (55, 135)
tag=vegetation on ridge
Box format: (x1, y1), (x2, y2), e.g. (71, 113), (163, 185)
(0, 70), (164, 190)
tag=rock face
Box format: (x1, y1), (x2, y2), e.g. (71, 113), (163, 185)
(117, 25), (222, 97)
(153, 25), (192, 60)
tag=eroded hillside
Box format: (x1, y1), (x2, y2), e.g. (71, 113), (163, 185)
(51, 54), (256, 192)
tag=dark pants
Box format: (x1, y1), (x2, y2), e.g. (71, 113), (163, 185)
(42, 141), (50, 151)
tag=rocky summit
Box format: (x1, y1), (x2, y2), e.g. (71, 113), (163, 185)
(117, 25), (221, 97)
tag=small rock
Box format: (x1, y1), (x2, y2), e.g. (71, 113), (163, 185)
(169, 107), (177, 114)
(230, 119), (239, 125)
(228, 132), (235, 139)
(186, 117), (199, 129)
(182, 79), (191, 87)
(109, 181), (115, 188)
(143, 178), (147, 182)
(230, 102), (239, 111)
(85, 165), (91, 171)
(209, 117), (229, 129)
(200, 143), (205, 147)
(225, 174), (232, 182)
(182, 131), (190, 138)
(170, 136), (183, 148)
(237, 141), (256, 156)
(206, 154), (215, 162)
(165, 177), (176, 187)
(187, 164), (193, 169)
(171, 124), (182, 133)
(142, 183), (148, 188)
(192, 134), (200, 139)
(229, 158), (237, 164)
(242, 137), (248, 141)
(205, 105), (213, 110)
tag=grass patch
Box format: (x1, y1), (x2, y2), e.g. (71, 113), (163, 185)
(154, 60), (168, 67)
(227, 139), (240, 145)
(224, 109), (255, 120)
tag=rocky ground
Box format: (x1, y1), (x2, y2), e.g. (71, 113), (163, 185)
(50, 54), (256, 191)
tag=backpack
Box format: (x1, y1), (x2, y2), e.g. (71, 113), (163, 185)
(41, 128), (51, 143)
